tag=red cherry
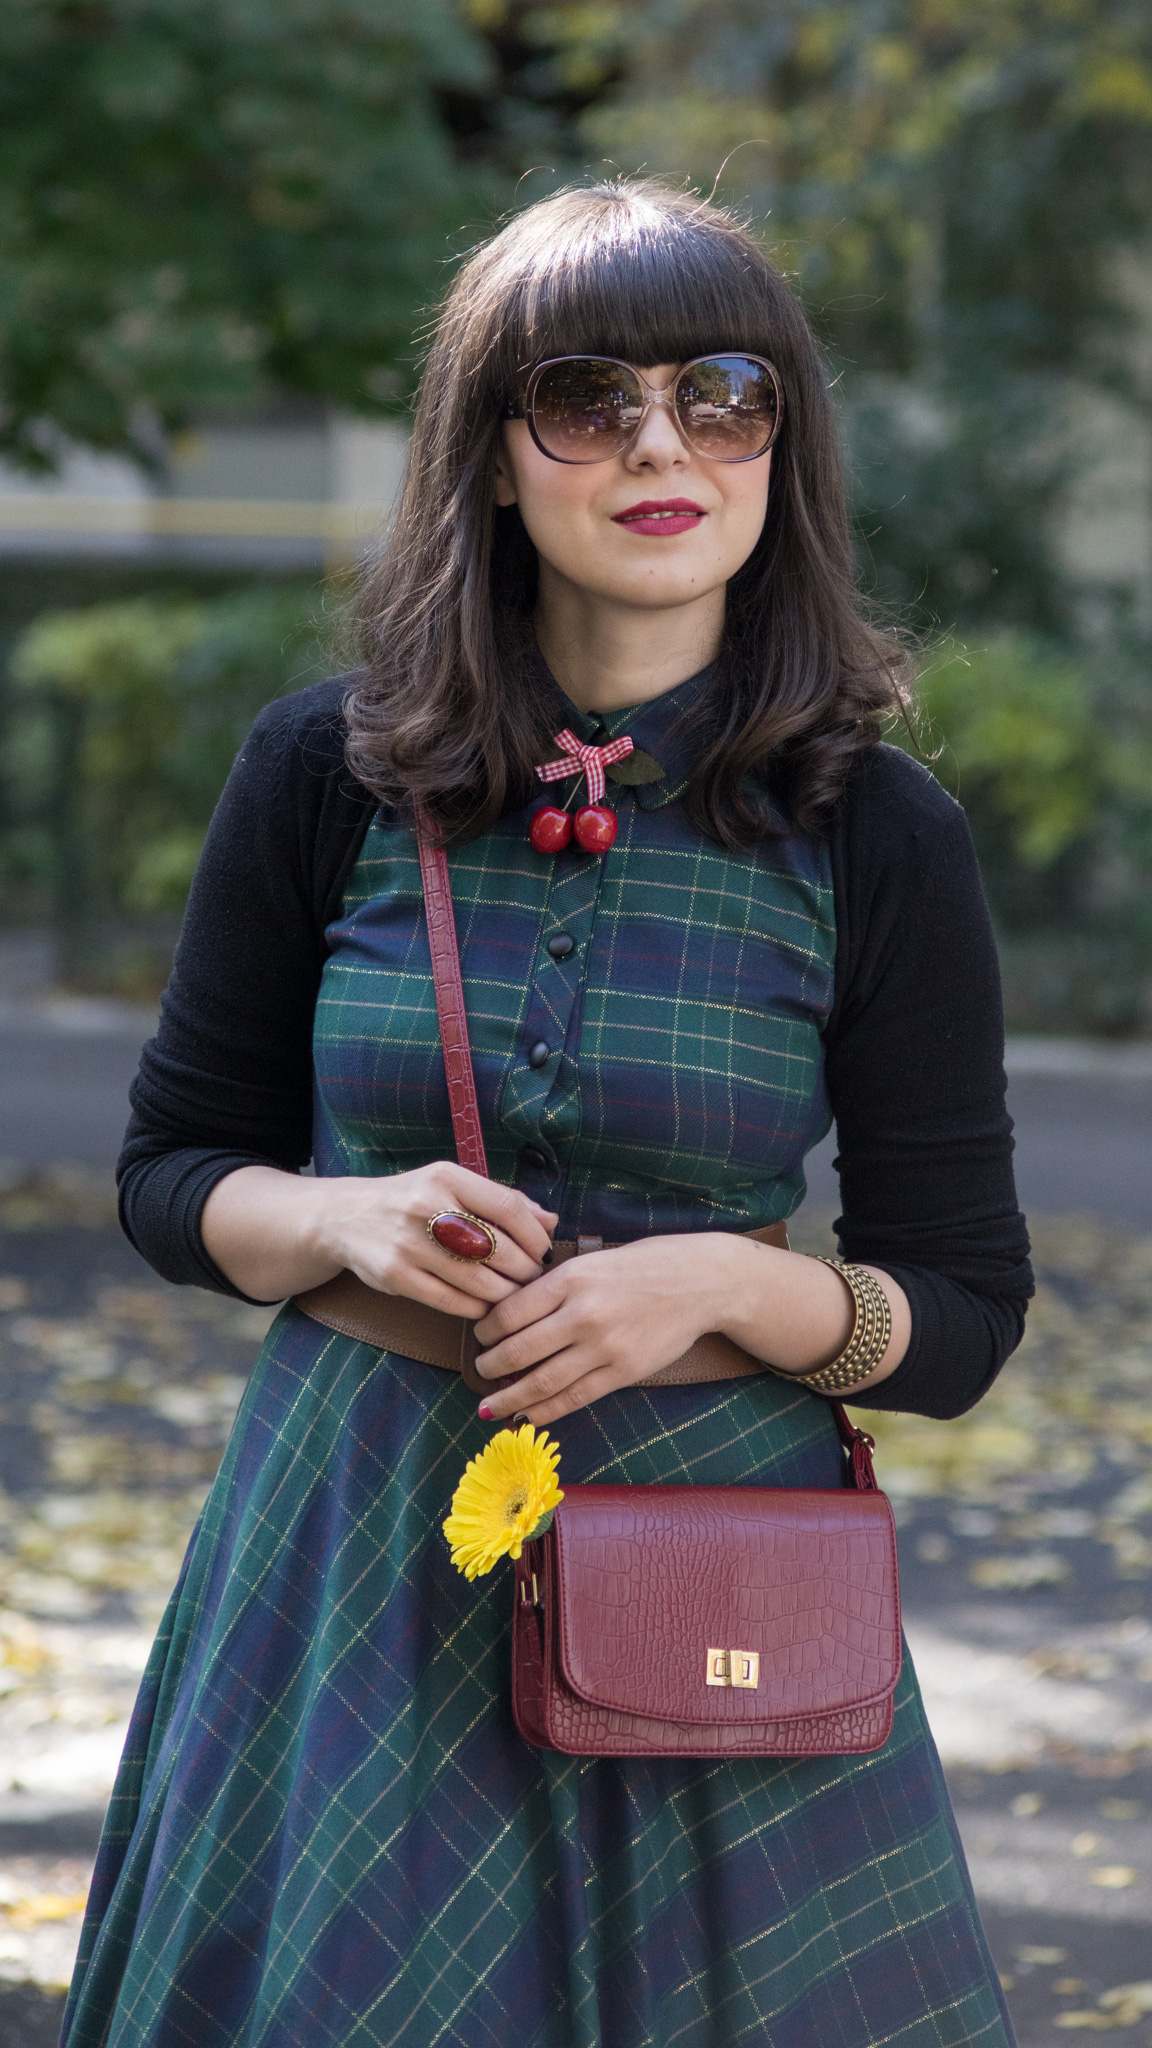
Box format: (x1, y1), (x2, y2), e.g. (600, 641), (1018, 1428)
(529, 805), (573, 854)
(574, 804), (618, 853)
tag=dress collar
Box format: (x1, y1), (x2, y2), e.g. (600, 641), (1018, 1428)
(542, 660), (716, 811)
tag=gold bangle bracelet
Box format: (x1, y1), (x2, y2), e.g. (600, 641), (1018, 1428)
(793, 1258), (892, 1395)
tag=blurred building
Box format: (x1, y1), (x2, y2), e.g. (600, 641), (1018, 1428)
(0, 371), (1147, 627)
(0, 409), (409, 572)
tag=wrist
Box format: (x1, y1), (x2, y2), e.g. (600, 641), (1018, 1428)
(711, 1236), (778, 1347)
(715, 1236), (855, 1375)
(201, 1163), (344, 1302)
(302, 1174), (365, 1272)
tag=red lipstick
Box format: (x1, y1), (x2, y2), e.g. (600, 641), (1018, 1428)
(610, 497), (706, 537)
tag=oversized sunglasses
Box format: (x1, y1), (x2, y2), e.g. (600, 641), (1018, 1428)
(506, 353), (784, 465)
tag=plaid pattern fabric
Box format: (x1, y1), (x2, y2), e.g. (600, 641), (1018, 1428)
(64, 1338), (1011, 2048)
(312, 683), (836, 1243)
(62, 674), (1014, 2046)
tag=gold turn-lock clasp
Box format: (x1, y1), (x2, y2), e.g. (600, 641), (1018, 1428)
(519, 1572), (540, 1608)
(706, 1647), (760, 1689)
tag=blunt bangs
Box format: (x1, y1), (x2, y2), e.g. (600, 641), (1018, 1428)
(482, 184), (785, 395)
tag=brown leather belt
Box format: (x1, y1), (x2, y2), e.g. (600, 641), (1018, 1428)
(295, 1222), (789, 1397)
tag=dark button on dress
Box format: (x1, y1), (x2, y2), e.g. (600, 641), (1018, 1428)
(62, 675), (1014, 2048)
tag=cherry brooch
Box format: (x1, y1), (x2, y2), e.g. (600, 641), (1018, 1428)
(573, 804), (618, 852)
(529, 805), (573, 854)
(532, 729), (633, 857)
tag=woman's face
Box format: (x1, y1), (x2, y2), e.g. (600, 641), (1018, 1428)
(495, 364), (772, 616)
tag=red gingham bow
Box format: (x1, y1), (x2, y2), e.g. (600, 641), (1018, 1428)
(535, 729), (634, 805)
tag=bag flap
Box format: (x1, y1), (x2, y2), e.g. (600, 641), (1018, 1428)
(548, 1484), (901, 1725)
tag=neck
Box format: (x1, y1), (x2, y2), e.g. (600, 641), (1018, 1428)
(533, 563), (725, 713)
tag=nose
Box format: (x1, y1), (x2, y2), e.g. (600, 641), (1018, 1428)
(624, 395), (689, 472)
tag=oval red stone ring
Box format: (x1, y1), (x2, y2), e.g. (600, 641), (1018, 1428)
(427, 1210), (499, 1263)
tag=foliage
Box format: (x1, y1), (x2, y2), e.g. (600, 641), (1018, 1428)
(910, 634), (1103, 871)
(582, 0), (1152, 635)
(5, 586), (333, 971)
(0, 0), (490, 468)
(0, 2), (1151, 1026)
(892, 631), (1152, 1031)
(442, 2), (628, 168)
(566, 0), (1152, 1027)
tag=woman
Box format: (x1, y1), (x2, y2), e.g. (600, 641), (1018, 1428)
(63, 179), (1031, 2048)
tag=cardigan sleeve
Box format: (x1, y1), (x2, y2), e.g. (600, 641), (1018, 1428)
(116, 677), (375, 1297)
(821, 745), (1033, 1419)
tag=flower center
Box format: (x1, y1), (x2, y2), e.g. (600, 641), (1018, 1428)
(506, 1491), (528, 1520)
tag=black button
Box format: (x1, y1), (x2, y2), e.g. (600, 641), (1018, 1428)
(521, 1145), (550, 1172)
(547, 933), (575, 959)
(528, 1041), (550, 1069)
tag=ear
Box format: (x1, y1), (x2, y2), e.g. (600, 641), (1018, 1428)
(494, 428), (518, 509)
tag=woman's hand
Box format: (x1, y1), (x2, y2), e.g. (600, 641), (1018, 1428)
(472, 1234), (909, 1424)
(472, 1235), (749, 1423)
(201, 1161), (556, 1312)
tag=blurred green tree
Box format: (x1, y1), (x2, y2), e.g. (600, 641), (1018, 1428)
(914, 635), (1103, 873)
(583, 0), (1152, 635)
(0, 0), (490, 468)
(577, 0), (1152, 1027)
(891, 631), (1152, 1031)
(8, 588), (331, 980)
(440, 1), (628, 168)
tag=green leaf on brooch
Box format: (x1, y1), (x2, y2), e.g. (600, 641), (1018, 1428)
(606, 749), (664, 786)
(524, 1508), (554, 1542)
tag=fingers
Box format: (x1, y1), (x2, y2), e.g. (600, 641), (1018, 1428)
(317, 1163), (560, 1328)
(346, 1253), (518, 1320)
(510, 1366), (630, 1427)
(423, 1223), (545, 1298)
(479, 1228), (545, 1286)
(412, 1271), (513, 1319)
(474, 1301), (571, 1380)
(481, 1353), (633, 1426)
(446, 1170), (557, 1263)
(474, 1271), (565, 1348)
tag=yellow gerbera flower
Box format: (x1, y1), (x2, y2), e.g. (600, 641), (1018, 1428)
(443, 1423), (564, 1581)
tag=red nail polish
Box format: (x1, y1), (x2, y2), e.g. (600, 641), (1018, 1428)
(478, 1402), (493, 1421)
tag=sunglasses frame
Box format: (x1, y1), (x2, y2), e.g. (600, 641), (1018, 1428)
(506, 353), (785, 466)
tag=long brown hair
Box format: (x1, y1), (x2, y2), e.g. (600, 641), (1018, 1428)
(348, 178), (906, 846)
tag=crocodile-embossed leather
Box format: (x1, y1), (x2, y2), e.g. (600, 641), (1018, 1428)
(512, 1485), (900, 1756)
(415, 821), (489, 1178)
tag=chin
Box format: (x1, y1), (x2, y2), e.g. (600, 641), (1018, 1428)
(609, 569), (725, 608)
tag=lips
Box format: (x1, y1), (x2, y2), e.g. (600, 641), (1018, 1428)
(611, 498), (706, 537)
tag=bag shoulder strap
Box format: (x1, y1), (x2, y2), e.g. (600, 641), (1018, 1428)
(416, 821), (489, 1179)
(831, 1402), (878, 1492)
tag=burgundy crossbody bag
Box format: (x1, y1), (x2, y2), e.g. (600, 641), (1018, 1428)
(344, 829), (901, 1759)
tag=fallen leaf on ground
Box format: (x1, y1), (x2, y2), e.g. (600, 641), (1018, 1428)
(969, 1552), (1070, 1590)
(5, 1888), (88, 1928)
(1010, 1794), (1044, 1818)
(1100, 1985), (1152, 2013)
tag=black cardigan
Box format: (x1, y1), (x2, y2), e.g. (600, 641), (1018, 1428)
(118, 676), (1033, 1419)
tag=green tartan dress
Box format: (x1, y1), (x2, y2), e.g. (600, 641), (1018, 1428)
(62, 677), (1015, 2048)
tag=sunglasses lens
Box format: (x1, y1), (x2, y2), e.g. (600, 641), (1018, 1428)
(529, 359), (643, 461)
(676, 357), (780, 458)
